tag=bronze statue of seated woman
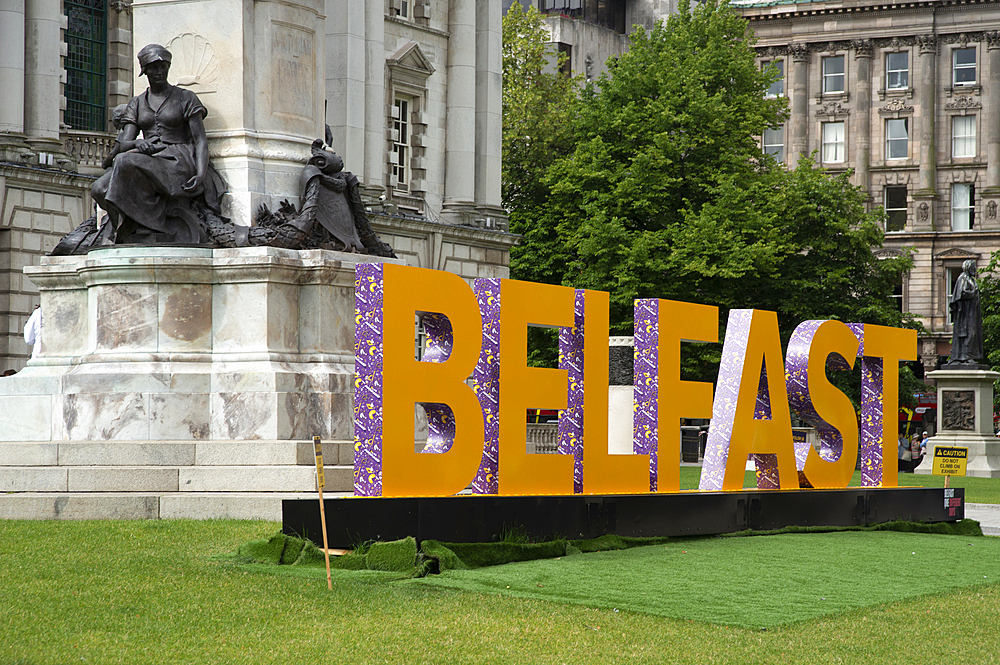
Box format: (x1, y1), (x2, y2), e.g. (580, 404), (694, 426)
(90, 43), (226, 244)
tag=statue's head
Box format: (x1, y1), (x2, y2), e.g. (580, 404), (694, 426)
(137, 44), (172, 77)
(963, 259), (977, 276)
(309, 138), (344, 174)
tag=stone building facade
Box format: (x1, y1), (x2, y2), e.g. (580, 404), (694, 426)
(736, 0), (1000, 373)
(0, 0), (515, 372)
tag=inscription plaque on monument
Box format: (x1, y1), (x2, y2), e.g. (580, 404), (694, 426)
(941, 390), (976, 430)
(271, 22), (315, 121)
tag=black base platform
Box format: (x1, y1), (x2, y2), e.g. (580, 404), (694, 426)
(282, 487), (965, 548)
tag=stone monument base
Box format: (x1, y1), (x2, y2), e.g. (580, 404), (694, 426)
(916, 368), (1000, 478)
(0, 246), (402, 518)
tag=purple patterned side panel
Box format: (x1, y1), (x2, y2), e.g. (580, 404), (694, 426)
(354, 263), (385, 497)
(471, 279), (502, 494)
(848, 323), (884, 487)
(420, 313), (456, 455)
(558, 290), (586, 493)
(699, 310), (754, 491)
(633, 299), (659, 491)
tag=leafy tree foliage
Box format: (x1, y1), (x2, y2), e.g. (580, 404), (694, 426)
(506, 0), (914, 380)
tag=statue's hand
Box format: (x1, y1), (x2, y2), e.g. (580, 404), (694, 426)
(182, 173), (204, 192)
(136, 139), (156, 154)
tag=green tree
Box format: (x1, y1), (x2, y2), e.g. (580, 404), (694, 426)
(502, 3), (580, 286)
(510, 0), (914, 377)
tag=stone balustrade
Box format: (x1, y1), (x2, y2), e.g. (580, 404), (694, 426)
(61, 130), (115, 174)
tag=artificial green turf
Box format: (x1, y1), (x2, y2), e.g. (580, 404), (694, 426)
(677, 465), (1000, 504)
(414, 530), (1000, 629)
(3, 520), (1000, 664)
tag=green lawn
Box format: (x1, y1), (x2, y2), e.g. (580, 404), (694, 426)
(2, 520), (999, 664)
(677, 466), (1000, 503)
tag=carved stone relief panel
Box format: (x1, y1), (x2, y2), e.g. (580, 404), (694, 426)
(942, 390), (976, 430)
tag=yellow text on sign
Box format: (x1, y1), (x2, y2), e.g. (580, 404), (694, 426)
(932, 446), (969, 477)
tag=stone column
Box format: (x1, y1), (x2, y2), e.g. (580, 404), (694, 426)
(0, 0), (31, 161)
(107, 0), (134, 115)
(325, 0), (367, 177)
(442, 0), (478, 225)
(362, 0), (384, 197)
(788, 43), (810, 168)
(23, 0), (63, 156)
(474, 0), (505, 225)
(981, 32), (1000, 229)
(853, 40), (873, 198)
(913, 34), (938, 231)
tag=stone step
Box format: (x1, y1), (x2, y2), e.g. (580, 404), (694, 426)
(0, 464), (355, 493)
(0, 440), (356, 467)
(0, 491), (350, 521)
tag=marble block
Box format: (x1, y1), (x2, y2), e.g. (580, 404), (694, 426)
(2, 247), (402, 449)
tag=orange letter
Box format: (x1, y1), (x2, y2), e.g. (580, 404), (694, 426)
(498, 279), (576, 495)
(364, 263), (485, 497)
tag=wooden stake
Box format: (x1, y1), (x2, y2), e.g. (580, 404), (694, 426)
(314, 435), (332, 590)
(944, 474), (950, 489)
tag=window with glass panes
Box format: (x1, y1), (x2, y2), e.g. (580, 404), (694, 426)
(885, 118), (908, 160)
(822, 122), (845, 163)
(885, 186), (907, 231)
(391, 97), (410, 192)
(823, 56), (845, 93)
(952, 183), (974, 231)
(64, 0), (107, 131)
(886, 52), (909, 90)
(763, 126), (784, 162)
(952, 116), (976, 158)
(390, 0), (409, 19)
(953, 48), (976, 86)
(764, 60), (784, 97)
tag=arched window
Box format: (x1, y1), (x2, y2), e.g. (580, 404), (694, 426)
(65, 0), (107, 131)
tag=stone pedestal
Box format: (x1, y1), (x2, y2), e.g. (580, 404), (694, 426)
(916, 368), (1000, 478)
(0, 247), (402, 517)
(132, 0), (326, 224)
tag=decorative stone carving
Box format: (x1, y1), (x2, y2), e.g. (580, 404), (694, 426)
(878, 99), (914, 115)
(789, 43), (810, 62)
(916, 35), (938, 54)
(816, 101), (849, 117)
(757, 46), (789, 58)
(988, 200), (997, 220)
(918, 201), (929, 222)
(987, 31), (1000, 50)
(109, 0), (132, 13)
(852, 39), (873, 58)
(945, 96), (982, 110)
(942, 390), (976, 430)
(166, 33), (220, 92)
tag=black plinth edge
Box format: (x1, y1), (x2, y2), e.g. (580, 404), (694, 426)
(282, 487), (965, 549)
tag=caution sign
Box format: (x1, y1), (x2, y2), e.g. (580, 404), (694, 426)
(932, 446), (968, 477)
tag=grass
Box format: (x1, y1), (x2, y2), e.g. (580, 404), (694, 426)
(2, 520), (1000, 664)
(677, 465), (1000, 503)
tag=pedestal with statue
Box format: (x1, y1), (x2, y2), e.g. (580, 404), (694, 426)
(917, 260), (1000, 477)
(0, 32), (401, 520)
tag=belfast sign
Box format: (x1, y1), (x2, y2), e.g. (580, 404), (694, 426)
(354, 264), (916, 498)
